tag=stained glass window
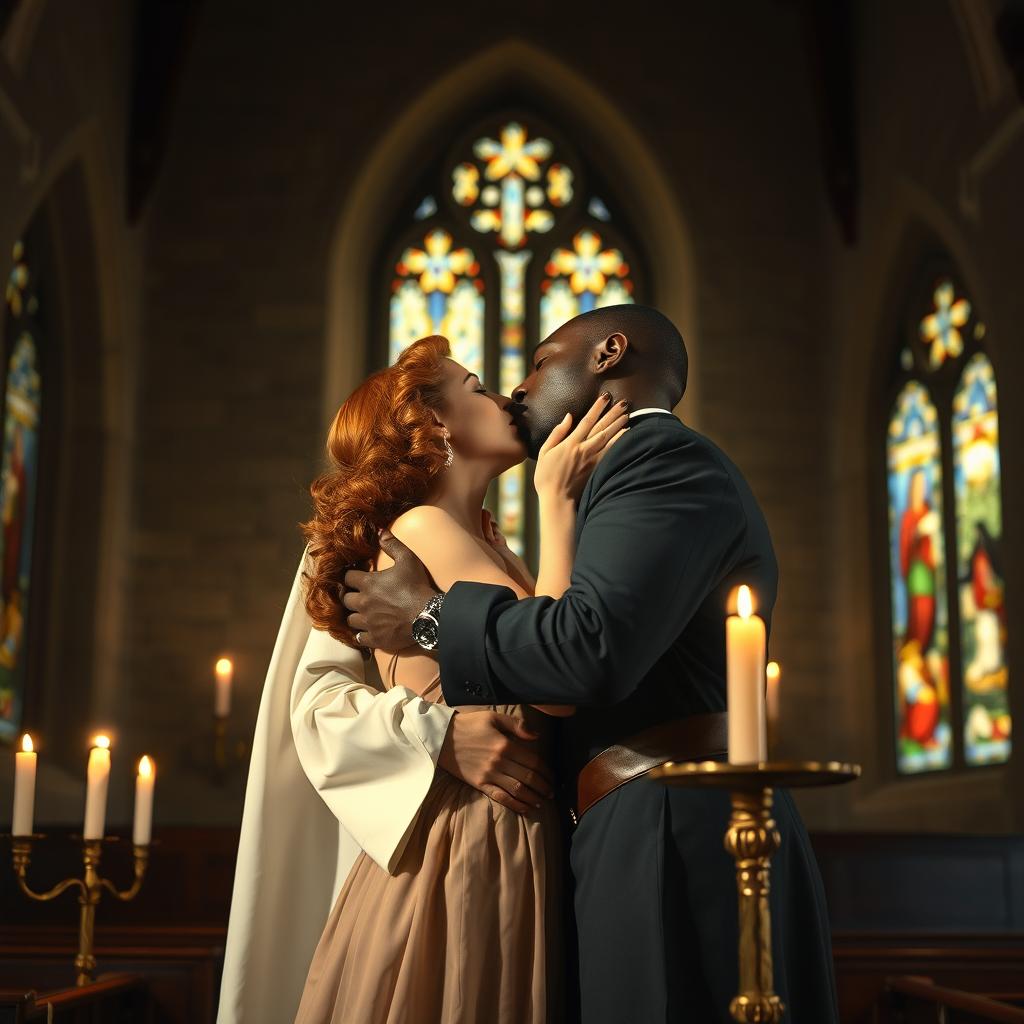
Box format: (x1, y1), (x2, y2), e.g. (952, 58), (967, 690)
(0, 241), (43, 743)
(952, 354), (1009, 765)
(384, 115), (641, 557)
(884, 267), (1009, 774)
(887, 382), (952, 772)
(389, 229), (485, 377)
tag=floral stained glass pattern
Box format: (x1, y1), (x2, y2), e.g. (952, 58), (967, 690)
(0, 242), (42, 743)
(952, 353), (1009, 765)
(886, 381), (952, 773)
(452, 121), (573, 250)
(919, 279), (970, 370)
(389, 229), (485, 378)
(541, 229), (634, 339)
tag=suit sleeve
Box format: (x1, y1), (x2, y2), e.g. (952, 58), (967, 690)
(290, 628), (455, 874)
(439, 432), (746, 707)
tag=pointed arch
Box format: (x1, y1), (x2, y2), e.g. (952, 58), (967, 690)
(322, 39), (699, 435)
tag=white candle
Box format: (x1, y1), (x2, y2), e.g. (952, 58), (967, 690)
(133, 756), (155, 846)
(727, 585), (767, 764)
(766, 661), (781, 731)
(83, 735), (111, 840)
(12, 733), (37, 836)
(215, 657), (233, 718)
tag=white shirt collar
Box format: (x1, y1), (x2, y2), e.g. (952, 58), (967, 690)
(628, 407), (674, 419)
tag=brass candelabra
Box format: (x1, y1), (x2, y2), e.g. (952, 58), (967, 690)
(4, 832), (152, 986)
(648, 759), (860, 1023)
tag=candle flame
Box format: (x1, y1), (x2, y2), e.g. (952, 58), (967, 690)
(93, 734), (111, 749)
(737, 585), (754, 619)
(21, 733), (33, 753)
(139, 755), (154, 777)
(215, 657), (233, 677)
(766, 661), (781, 682)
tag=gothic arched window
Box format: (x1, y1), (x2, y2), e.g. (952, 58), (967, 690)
(380, 112), (645, 559)
(0, 238), (46, 743)
(884, 261), (1009, 774)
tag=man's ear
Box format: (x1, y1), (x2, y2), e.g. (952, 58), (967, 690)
(594, 332), (628, 375)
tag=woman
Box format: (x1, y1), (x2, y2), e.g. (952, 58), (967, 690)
(293, 335), (628, 1023)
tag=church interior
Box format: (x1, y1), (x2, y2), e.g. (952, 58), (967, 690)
(0, 0), (1022, 1020)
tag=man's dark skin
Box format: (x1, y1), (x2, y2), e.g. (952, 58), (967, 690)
(343, 310), (671, 811)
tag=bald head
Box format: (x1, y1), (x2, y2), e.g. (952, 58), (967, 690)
(510, 303), (688, 458)
(559, 304), (688, 405)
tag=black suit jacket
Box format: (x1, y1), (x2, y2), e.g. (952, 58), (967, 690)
(438, 412), (779, 774)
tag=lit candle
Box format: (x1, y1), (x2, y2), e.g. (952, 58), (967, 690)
(83, 735), (111, 840)
(133, 756), (155, 846)
(727, 585), (767, 764)
(215, 657), (233, 718)
(766, 661), (781, 732)
(12, 733), (37, 836)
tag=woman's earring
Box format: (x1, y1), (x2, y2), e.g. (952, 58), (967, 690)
(442, 428), (454, 468)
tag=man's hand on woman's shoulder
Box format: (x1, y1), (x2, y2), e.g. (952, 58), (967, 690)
(342, 530), (437, 652)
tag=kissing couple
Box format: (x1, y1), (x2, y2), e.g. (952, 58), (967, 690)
(218, 304), (840, 1023)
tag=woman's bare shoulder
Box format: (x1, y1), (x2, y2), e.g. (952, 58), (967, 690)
(389, 505), (519, 593)
(391, 504), (460, 535)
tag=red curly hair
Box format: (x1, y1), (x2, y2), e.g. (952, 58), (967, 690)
(302, 335), (452, 645)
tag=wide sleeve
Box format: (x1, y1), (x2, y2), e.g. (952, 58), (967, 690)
(289, 628), (456, 874)
(439, 430), (746, 708)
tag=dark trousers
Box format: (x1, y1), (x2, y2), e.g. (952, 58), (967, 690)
(568, 778), (839, 1023)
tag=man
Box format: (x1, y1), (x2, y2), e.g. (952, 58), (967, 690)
(343, 305), (839, 1022)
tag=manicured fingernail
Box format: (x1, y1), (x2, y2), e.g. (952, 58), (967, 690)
(618, 399), (628, 407)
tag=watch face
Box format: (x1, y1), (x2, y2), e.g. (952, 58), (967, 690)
(412, 616), (439, 650)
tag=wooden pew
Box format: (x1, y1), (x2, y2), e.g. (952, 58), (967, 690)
(0, 974), (152, 1024)
(0, 925), (224, 1024)
(885, 975), (1024, 1023)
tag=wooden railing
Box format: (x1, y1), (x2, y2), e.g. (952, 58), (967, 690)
(886, 975), (1024, 1023)
(0, 974), (152, 1023)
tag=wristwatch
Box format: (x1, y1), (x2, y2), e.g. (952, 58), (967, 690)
(411, 591), (445, 651)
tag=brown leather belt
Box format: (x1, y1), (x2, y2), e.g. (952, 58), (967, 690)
(574, 712), (728, 821)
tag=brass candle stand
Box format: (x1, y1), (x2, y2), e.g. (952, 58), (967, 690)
(4, 832), (152, 986)
(648, 759), (860, 1023)
(213, 714), (228, 781)
(212, 714), (248, 784)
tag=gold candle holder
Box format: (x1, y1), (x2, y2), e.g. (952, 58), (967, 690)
(648, 759), (860, 1024)
(4, 832), (152, 986)
(211, 714), (248, 784)
(213, 714), (228, 781)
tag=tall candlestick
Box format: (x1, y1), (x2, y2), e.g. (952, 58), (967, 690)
(215, 657), (233, 718)
(133, 756), (155, 846)
(726, 585), (767, 764)
(12, 733), (37, 836)
(83, 736), (111, 840)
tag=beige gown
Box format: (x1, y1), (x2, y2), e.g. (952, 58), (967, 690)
(293, 653), (563, 1024)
